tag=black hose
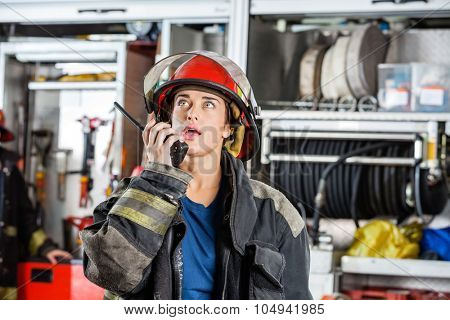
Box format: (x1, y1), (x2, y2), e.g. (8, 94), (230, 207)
(311, 141), (394, 244)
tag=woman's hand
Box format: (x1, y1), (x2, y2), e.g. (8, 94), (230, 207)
(142, 112), (181, 166)
(45, 249), (73, 264)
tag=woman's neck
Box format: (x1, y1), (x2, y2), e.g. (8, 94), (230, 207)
(179, 148), (222, 204)
(180, 148), (222, 189)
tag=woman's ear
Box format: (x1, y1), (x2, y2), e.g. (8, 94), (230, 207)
(223, 122), (231, 139)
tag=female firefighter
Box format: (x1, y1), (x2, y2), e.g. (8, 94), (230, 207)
(81, 51), (312, 300)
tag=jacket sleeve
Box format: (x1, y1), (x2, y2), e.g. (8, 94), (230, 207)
(15, 167), (58, 257)
(279, 222), (313, 299)
(80, 162), (192, 298)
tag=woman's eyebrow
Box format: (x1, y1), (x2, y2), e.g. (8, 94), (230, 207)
(202, 96), (219, 102)
(175, 94), (190, 99)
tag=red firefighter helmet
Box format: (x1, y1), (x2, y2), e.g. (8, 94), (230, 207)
(143, 51), (260, 162)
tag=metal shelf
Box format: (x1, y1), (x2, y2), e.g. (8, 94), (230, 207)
(270, 154), (415, 166)
(0, 0), (231, 24)
(250, 0), (450, 17)
(258, 110), (450, 122)
(341, 256), (450, 279)
(28, 81), (118, 91)
(270, 131), (417, 141)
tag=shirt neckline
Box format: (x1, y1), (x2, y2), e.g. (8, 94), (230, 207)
(182, 177), (224, 210)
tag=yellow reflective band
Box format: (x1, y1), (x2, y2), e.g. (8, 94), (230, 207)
(103, 290), (119, 300)
(110, 205), (170, 235)
(122, 188), (176, 216)
(29, 228), (48, 256)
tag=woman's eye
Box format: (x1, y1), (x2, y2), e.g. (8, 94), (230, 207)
(177, 100), (189, 107)
(204, 102), (215, 109)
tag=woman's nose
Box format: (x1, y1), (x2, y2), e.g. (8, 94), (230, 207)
(187, 106), (199, 121)
(187, 113), (198, 121)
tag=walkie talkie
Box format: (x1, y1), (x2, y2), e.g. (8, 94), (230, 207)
(113, 102), (188, 168)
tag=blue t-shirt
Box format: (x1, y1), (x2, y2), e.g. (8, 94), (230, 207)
(180, 178), (224, 300)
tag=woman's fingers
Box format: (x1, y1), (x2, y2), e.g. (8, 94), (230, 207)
(155, 127), (177, 147)
(142, 113), (155, 146)
(142, 117), (155, 145)
(165, 134), (179, 148)
(142, 123), (149, 146)
(148, 122), (171, 145)
(142, 112), (179, 167)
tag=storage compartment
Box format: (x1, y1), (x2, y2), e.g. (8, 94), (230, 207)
(248, 14), (450, 113)
(249, 9), (450, 299)
(378, 63), (450, 112)
(378, 63), (412, 112)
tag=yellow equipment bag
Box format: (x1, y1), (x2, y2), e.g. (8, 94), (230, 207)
(346, 220), (422, 259)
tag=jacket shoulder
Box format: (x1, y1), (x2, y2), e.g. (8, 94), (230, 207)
(249, 179), (305, 238)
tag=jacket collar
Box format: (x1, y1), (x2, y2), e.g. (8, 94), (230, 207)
(221, 150), (258, 255)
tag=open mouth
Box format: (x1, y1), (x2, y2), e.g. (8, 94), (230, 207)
(182, 126), (202, 140)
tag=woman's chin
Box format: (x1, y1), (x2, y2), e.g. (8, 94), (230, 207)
(185, 144), (220, 158)
(185, 146), (206, 156)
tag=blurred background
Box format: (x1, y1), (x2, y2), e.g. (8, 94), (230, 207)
(0, 0), (449, 300)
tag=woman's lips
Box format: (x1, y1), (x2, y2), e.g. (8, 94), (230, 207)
(182, 128), (201, 141)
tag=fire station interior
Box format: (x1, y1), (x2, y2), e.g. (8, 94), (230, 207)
(0, 0), (449, 300)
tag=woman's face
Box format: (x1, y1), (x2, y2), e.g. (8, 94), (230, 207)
(170, 89), (230, 157)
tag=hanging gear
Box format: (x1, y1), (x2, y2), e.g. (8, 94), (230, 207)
(31, 129), (53, 205)
(78, 116), (108, 208)
(143, 50), (260, 161)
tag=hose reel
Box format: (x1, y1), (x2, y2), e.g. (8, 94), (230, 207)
(270, 137), (448, 243)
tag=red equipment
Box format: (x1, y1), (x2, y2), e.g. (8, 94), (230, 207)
(17, 260), (104, 300)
